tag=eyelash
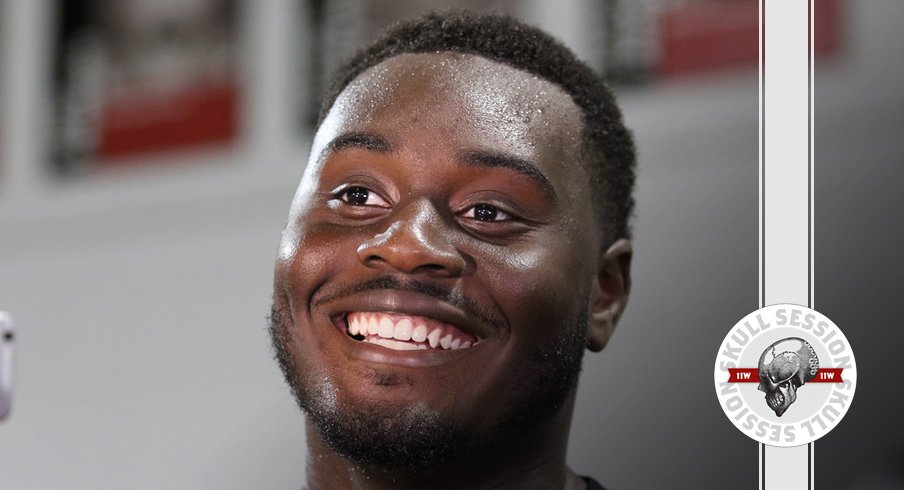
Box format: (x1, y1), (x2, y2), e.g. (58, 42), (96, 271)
(335, 185), (390, 208)
(333, 185), (515, 223)
(460, 203), (511, 222)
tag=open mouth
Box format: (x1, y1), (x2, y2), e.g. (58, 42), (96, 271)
(342, 311), (478, 351)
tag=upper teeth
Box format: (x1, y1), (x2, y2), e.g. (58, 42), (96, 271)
(347, 312), (475, 351)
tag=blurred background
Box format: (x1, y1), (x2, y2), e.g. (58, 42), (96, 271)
(0, 0), (900, 488)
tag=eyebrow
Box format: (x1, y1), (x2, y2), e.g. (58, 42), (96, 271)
(318, 132), (393, 164)
(456, 149), (558, 200)
(319, 132), (557, 200)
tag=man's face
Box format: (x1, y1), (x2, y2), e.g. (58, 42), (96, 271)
(271, 53), (606, 469)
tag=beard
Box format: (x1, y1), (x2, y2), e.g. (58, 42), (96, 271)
(268, 293), (587, 473)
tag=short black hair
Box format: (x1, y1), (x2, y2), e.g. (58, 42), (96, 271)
(319, 11), (636, 241)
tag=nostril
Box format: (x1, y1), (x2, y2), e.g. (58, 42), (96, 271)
(355, 218), (466, 276)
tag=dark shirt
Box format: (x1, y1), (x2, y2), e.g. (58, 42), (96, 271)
(300, 476), (608, 489)
(583, 476), (608, 490)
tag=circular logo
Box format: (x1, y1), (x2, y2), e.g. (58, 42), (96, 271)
(713, 304), (857, 447)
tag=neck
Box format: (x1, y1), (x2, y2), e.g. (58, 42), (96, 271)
(304, 396), (583, 490)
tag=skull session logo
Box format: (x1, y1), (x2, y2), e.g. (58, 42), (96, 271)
(714, 304), (857, 447)
(757, 337), (820, 417)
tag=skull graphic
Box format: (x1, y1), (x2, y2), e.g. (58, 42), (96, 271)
(757, 337), (819, 417)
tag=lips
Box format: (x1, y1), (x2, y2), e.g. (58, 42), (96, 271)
(346, 311), (476, 350)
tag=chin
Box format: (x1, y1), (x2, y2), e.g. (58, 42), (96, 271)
(268, 292), (587, 472)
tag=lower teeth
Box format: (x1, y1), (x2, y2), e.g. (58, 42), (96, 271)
(364, 336), (429, 350)
(346, 326), (474, 351)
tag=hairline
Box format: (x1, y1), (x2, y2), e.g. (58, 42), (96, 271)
(315, 12), (634, 242)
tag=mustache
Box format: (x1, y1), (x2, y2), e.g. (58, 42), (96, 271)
(310, 275), (506, 330)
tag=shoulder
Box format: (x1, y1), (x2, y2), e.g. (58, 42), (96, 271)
(582, 476), (609, 490)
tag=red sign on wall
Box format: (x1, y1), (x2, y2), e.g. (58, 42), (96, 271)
(53, 0), (240, 173)
(656, 0), (840, 77)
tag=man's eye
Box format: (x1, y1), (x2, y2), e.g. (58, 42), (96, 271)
(462, 204), (511, 222)
(338, 186), (389, 207)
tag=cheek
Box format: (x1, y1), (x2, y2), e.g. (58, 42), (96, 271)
(276, 220), (361, 315)
(481, 239), (592, 338)
(274, 223), (358, 374)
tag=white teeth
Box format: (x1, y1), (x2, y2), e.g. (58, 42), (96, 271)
(366, 337), (419, 351)
(440, 334), (453, 350)
(394, 318), (413, 341)
(378, 316), (394, 338)
(411, 323), (428, 342)
(346, 313), (478, 352)
(427, 328), (442, 348)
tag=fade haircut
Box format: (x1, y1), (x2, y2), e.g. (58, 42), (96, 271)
(318, 10), (636, 241)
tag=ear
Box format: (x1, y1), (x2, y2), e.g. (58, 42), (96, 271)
(586, 239), (633, 352)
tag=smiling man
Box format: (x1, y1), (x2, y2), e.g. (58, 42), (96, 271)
(270, 11), (635, 490)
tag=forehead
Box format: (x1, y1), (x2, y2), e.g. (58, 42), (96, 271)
(312, 52), (587, 184)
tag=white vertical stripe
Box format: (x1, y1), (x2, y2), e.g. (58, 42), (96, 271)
(760, 0), (813, 488)
(763, 0), (809, 307)
(808, 2), (816, 485)
(809, 0), (816, 311)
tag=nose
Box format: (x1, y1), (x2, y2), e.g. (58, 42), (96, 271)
(356, 200), (466, 277)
